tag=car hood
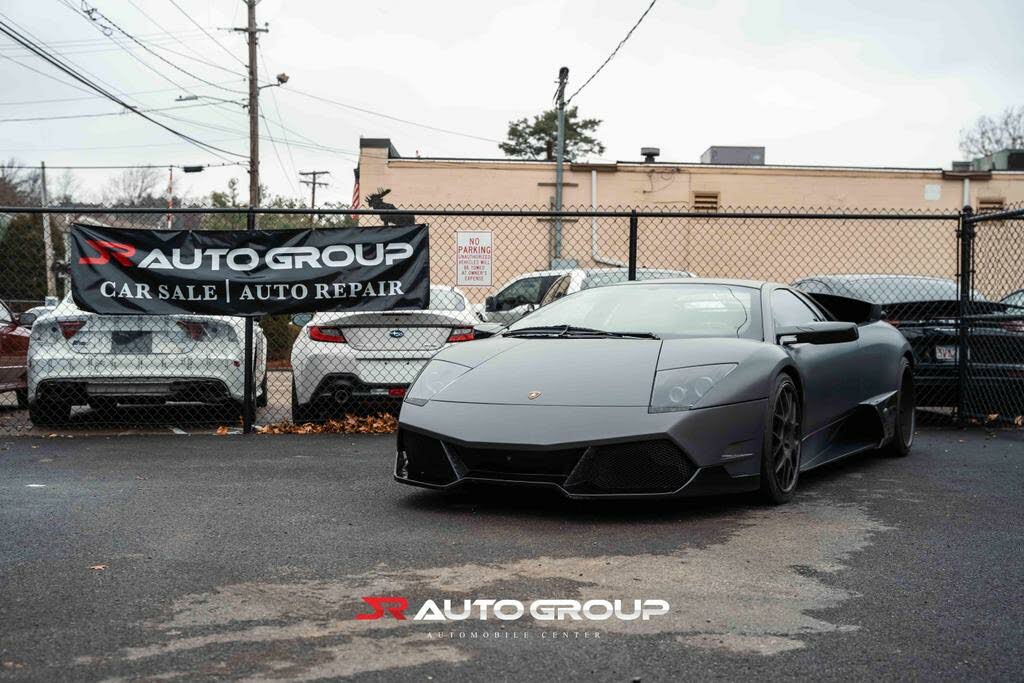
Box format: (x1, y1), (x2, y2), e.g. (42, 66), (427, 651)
(432, 337), (660, 406)
(430, 336), (775, 407)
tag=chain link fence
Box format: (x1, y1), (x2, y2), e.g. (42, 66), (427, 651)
(0, 204), (1021, 434)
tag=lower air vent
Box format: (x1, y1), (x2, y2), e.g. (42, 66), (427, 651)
(398, 430), (457, 485)
(564, 440), (694, 494)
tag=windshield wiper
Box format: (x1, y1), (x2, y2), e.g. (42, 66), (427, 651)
(504, 325), (659, 340)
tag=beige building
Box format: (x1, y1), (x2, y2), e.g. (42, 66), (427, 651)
(356, 139), (1024, 299)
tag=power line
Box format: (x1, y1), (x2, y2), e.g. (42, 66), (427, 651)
(2, 162), (243, 170)
(123, 0), (251, 80)
(0, 17), (247, 161)
(166, 0), (246, 67)
(258, 47), (299, 195)
(0, 99), (239, 122)
(0, 52), (96, 96)
(283, 87), (502, 144)
(0, 80), (247, 106)
(566, 0), (658, 103)
(60, 0), (247, 95)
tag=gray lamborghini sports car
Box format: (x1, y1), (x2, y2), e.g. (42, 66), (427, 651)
(395, 279), (915, 504)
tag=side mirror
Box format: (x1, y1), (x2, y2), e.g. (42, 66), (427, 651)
(290, 312), (312, 328)
(16, 312), (36, 328)
(777, 321), (859, 345)
(472, 323), (505, 339)
(484, 296), (497, 312)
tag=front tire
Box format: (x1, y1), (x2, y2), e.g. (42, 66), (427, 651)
(760, 374), (802, 505)
(881, 358), (915, 457)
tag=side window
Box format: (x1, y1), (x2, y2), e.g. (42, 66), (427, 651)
(772, 289), (823, 328)
(540, 276), (571, 306)
(0, 302), (11, 324)
(495, 277), (542, 310)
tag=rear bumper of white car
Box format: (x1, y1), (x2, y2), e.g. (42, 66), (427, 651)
(28, 353), (249, 404)
(291, 347), (436, 406)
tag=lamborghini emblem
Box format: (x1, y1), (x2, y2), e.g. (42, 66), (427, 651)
(528, 391), (542, 400)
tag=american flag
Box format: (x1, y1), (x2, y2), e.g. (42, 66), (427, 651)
(350, 168), (360, 210)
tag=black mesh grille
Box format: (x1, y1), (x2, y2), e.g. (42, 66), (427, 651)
(564, 440), (693, 494)
(451, 444), (585, 483)
(398, 430), (456, 485)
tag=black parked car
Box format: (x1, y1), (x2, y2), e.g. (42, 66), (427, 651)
(793, 275), (1024, 413)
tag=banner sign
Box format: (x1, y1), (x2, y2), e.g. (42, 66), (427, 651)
(70, 222), (430, 316)
(456, 231), (492, 287)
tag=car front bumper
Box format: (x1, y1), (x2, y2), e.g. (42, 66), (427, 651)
(395, 399), (768, 499)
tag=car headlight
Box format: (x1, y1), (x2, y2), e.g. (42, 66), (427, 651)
(405, 360), (471, 406)
(649, 363), (736, 413)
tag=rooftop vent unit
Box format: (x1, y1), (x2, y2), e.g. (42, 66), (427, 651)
(700, 146), (765, 166)
(971, 149), (1024, 171)
(950, 161), (972, 172)
(641, 147), (660, 163)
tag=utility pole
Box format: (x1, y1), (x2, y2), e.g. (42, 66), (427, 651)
(553, 66), (569, 266)
(166, 165), (173, 230)
(234, 0), (267, 216)
(299, 170), (330, 226)
(39, 162), (56, 297)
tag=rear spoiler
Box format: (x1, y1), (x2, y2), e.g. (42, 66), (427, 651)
(803, 293), (883, 325)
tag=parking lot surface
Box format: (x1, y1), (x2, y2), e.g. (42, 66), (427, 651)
(1, 425), (1022, 681)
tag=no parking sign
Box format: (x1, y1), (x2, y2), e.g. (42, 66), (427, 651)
(456, 231), (492, 287)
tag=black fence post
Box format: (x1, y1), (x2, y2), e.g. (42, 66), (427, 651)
(242, 207), (255, 434)
(628, 210), (638, 281)
(957, 205), (975, 424)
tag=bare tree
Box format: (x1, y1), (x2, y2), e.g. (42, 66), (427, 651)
(102, 167), (160, 206)
(53, 169), (81, 205)
(0, 159), (40, 206)
(959, 106), (1024, 159)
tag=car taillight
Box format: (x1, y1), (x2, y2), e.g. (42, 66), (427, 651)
(447, 327), (475, 343)
(309, 325), (346, 343)
(58, 320), (85, 339)
(177, 320), (208, 341)
(388, 387), (407, 398)
(885, 319), (901, 328)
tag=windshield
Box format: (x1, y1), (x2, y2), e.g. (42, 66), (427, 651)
(429, 288), (466, 311)
(508, 283), (761, 340)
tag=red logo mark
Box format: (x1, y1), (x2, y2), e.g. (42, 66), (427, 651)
(355, 596), (408, 620)
(79, 239), (136, 266)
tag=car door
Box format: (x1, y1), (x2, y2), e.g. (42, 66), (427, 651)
(488, 275), (559, 325)
(771, 287), (862, 438)
(0, 300), (29, 390)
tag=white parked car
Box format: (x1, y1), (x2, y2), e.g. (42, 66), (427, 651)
(27, 294), (267, 425)
(290, 285), (478, 422)
(478, 267), (695, 326)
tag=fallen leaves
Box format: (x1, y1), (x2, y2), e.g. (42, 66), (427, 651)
(256, 413), (398, 435)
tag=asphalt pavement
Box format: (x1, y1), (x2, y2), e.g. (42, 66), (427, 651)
(0, 423), (1022, 681)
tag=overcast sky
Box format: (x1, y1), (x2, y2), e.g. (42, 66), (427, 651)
(1, 0), (1022, 205)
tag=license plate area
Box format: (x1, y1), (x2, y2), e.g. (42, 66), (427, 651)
(935, 345), (957, 362)
(112, 331), (152, 354)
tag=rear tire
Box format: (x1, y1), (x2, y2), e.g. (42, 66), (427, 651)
(881, 358), (915, 457)
(29, 399), (71, 427)
(256, 375), (268, 408)
(291, 381), (318, 424)
(759, 374), (802, 505)
(15, 389), (28, 409)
